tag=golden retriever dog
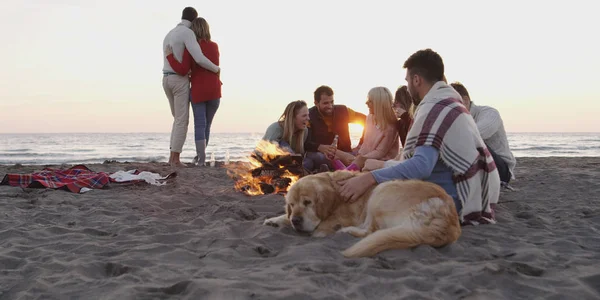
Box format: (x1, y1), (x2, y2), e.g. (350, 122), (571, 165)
(263, 170), (461, 258)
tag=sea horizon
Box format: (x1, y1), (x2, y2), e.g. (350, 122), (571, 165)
(2, 131), (599, 134)
(1, 132), (600, 166)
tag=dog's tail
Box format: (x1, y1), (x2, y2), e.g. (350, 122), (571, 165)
(341, 197), (460, 258)
(341, 225), (423, 258)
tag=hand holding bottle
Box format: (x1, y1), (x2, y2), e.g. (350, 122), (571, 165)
(318, 144), (336, 159)
(326, 135), (339, 160)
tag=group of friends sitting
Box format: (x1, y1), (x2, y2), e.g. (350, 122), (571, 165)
(262, 48), (516, 224)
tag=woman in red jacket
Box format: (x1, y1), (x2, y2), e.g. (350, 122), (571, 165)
(166, 17), (221, 166)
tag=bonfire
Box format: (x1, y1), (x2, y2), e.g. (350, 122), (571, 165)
(226, 140), (305, 196)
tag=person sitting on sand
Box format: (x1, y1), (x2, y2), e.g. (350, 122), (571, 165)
(337, 48), (501, 225)
(393, 85), (415, 148)
(166, 17), (222, 167)
(450, 82), (516, 184)
(332, 87), (399, 171)
(262, 100), (309, 154)
(357, 85), (414, 172)
(162, 7), (220, 167)
(303, 85), (366, 172)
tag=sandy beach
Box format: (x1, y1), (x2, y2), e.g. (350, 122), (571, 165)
(1, 157), (599, 300)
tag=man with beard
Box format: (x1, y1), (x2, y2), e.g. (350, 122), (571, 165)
(337, 49), (501, 225)
(303, 85), (366, 172)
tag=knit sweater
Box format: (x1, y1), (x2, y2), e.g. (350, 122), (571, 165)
(470, 103), (516, 179)
(263, 122), (308, 154)
(358, 114), (399, 160)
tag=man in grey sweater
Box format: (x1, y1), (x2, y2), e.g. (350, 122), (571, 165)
(162, 7), (220, 167)
(451, 82), (516, 184)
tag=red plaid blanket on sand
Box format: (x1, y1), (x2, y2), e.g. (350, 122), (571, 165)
(0, 164), (142, 193)
(402, 81), (501, 226)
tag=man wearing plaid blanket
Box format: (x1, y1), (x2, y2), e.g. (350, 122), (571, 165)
(338, 49), (501, 225)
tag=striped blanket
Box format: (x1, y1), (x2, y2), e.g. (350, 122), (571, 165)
(0, 165), (160, 193)
(402, 81), (501, 225)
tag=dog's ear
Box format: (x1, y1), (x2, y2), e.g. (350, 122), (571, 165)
(311, 175), (342, 220)
(314, 187), (334, 221)
(286, 203), (291, 219)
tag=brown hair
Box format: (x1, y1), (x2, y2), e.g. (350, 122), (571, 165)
(181, 7), (198, 22)
(394, 85), (414, 115)
(403, 48), (445, 83)
(313, 85), (334, 103)
(191, 17), (211, 41)
(450, 82), (470, 98)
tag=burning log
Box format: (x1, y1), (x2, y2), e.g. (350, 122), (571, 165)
(226, 140), (306, 196)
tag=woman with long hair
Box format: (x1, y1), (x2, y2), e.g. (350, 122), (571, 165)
(166, 17), (221, 166)
(393, 85), (414, 147)
(262, 100), (310, 154)
(334, 87), (399, 170)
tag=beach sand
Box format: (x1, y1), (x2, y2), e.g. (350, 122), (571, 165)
(1, 157), (600, 300)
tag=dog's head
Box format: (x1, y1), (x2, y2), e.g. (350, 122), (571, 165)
(284, 170), (357, 233)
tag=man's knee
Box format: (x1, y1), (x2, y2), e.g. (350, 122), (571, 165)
(303, 152), (331, 171)
(174, 115), (189, 127)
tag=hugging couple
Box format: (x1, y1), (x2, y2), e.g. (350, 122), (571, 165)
(162, 7), (222, 168)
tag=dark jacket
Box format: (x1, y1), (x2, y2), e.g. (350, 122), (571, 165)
(305, 105), (365, 153)
(396, 111), (413, 147)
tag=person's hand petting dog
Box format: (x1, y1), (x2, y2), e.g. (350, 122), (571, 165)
(337, 172), (377, 203)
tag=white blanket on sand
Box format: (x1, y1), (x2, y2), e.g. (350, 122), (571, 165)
(109, 170), (169, 186)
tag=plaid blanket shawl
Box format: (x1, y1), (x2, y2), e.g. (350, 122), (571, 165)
(403, 81), (501, 225)
(1, 165), (125, 193)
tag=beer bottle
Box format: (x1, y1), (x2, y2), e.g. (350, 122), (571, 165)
(328, 134), (339, 160)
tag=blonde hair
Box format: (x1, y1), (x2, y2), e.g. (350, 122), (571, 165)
(190, 17), (211, 41)
(368, 87), (397, 131)
(279, 100), (307, 154)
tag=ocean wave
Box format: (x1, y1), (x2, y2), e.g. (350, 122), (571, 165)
(2, 148), (32, 152)
(550, 150), (580, 154)
(67, 156), (168, 164)
(512, 146), (564, 151)
(0, 152), (77, 157)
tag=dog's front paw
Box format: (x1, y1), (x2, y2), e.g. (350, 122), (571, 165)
(312, 231), (327, 238)
(263, 218), (280, 227)
(338, 226), (368, 237)
(338, 226), (354, 233)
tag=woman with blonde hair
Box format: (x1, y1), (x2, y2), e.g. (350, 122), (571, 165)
(334, 87), (399, 170)
(166, 17), (221, 166)
(262, 100), (310, 154)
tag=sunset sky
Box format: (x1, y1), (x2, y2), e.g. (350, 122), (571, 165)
(1, 0), (598, 134)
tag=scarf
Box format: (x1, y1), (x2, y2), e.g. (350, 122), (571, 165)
(402, 81), (501, 225)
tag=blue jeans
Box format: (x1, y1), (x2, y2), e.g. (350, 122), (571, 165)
(191, 99), (220, 145)
(303, 152), (331, 171)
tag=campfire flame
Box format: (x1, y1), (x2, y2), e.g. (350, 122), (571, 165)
(226, 140), (303, 196)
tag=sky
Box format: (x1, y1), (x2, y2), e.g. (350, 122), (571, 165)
(0, 0), (599, 134)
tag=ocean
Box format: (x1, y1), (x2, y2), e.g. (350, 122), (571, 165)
(1, 132), (599, 165)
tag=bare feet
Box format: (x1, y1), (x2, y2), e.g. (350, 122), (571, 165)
(169, 151), (186, 168)
(170, 161), (187, 168)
